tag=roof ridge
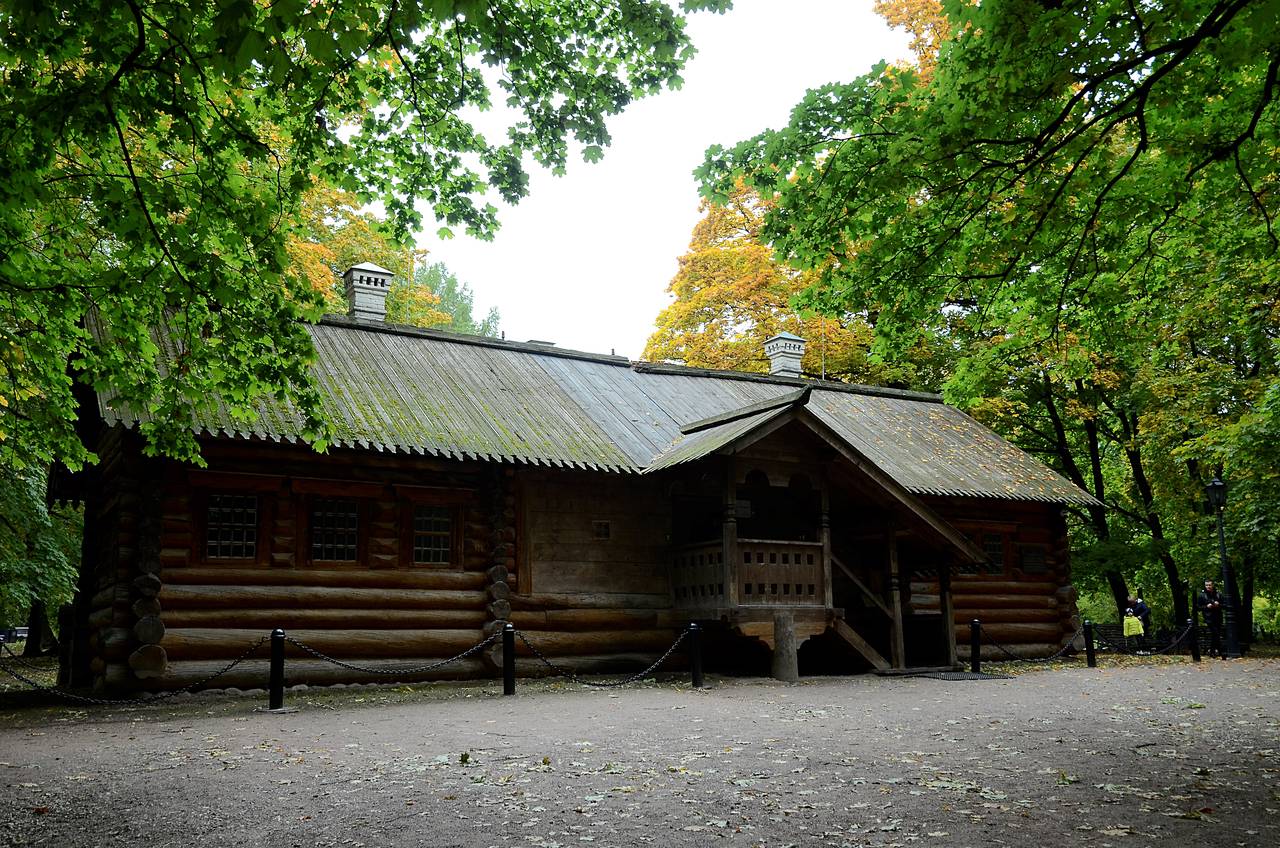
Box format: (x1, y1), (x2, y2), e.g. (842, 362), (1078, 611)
(318, 315), (943, 401)
(679, 387), (810, 435)
(318, 315), (632, 366)
(631, 360), (943, 402)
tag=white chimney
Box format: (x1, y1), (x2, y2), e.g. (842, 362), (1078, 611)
(343, 262), (393, 322)
(764, 332), (806, 377)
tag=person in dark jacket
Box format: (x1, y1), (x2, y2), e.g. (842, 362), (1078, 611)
(1131, 595), (1152, 650)
(1197, 579), (1225, 658)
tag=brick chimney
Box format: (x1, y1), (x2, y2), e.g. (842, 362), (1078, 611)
(343, 262), (393, 322)
(764, 332), (806, 377)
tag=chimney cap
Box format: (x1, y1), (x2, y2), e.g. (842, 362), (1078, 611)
(764, 332), (806, 377)
(347, 261), (393, 275)
(344, 261), (393, 322)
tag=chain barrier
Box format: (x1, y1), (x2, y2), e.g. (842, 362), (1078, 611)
(979, 623), (1085, 665)
(284, 632), (500, 676)
(0, 636), (267, 706)
(1092, 623), (1194, 657)
(516, 628), (689, 688)
(0, 643), (59, 675)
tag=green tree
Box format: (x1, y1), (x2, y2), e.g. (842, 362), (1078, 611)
(700, 0), (1280, 625)
(1, 0), (727, 470)
(395, 262), (500, 337)
(643, 181), (950, 388)
(0, 468), (80, 636)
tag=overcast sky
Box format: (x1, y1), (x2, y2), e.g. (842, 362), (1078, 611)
(415, 1), (910, 358)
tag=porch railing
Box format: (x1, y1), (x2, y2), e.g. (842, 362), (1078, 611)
(672, 542), (725, 608)
(738, 539), (824, 606)
(672, 539), (825, 609)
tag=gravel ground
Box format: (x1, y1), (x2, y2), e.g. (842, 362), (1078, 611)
(0, 657), (1277, 848)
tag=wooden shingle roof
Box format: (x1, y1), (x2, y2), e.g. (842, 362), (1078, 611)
(98, 316), (1097, 504)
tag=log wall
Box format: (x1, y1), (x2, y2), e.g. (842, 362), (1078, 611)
(72, 438), (687, 691)
(912, 498), (1078, 660)
(513, 471), (683, 670)
(67, 429), (1079, 689)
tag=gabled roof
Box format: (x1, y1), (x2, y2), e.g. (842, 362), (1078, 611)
(97, 316), (1098, 505)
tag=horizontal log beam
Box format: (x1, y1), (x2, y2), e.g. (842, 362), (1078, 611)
(952, 594), (1061, 610)
(950, 580), (1060, 595)
(162, 567), (488, 591)
(161, 608), (489, 630)
(160, 584), (484, 611)
(957, 622), (1065, 643)
(950, 608), (1061, 625)
(510, 592), (671, 611)
(510, 608), (683, 631)
(956, 642), (1069, 661)
(161, 628), (487, 661)
(513, 629), (680, 658)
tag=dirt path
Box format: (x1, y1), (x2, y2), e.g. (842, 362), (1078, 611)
(1, 658), (1277, 847)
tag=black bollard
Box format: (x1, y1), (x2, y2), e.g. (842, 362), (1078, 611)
(1188, 617), (1201, 663)
(1084, 620), (1096, 668)
(503, 623), (516, 696)
(969, 619), (981, 674)
(689, 623), (704, 689)
(269, 628), (285, 710)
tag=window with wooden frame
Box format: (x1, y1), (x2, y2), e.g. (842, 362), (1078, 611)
(310, 497), (361, 563)
(981, 532), (1007, 575)
(1018, 543), (1049, 575)
(205, 494), (259, 561)
(412, 505), (453, 565)
(188, 472), (279, 566)
(397, 488), (467, 569)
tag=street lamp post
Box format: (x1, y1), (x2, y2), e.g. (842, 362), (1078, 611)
(1205, 477), (1242, 658)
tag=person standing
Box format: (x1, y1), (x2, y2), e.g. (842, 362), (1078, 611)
(1132, 595), (1152, 648)
(1197, 579), (1225, 658)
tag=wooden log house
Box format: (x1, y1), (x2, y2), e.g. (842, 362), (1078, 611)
(57, 263), (1097, 691)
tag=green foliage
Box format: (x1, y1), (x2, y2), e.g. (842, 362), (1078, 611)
(1, 0), (721, 469)
(0, 468), (80, 627)
(399, 262), (501, 337)
(643, 182), (954, 388)
(701, 0), (1280, 614)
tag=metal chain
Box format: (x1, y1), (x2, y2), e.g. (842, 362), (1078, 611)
(0, 642), (58, 674)
(516, 628), (689, 688)
(0, 636), (267, 706)
(979, 623), (1084, 664)
(1092, 624), (1193, 657)
(284, 632), (499, 676)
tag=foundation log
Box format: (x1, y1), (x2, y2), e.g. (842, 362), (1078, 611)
(128, 644), (169, 678)
(132, 597), (162, 619)
(160, 628), (487, 661)
(950, 608), (1060, 625)
(511, 628), (678, 658)
(134, 615), (166, 645)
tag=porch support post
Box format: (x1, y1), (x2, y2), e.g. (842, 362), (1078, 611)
(771, 611), (800, 682)
(820, 476), (833, 610)
(887, 528), (906, 669)
(723, 457), (739, 608)
(939, 562), (958, 667)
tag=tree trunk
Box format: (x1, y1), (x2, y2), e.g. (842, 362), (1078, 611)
(1105, 571), (1130, 621)
(1119, 412), (1189, 623)
(1238, 553), (1254, 648)
(22, 599), (59, 658)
